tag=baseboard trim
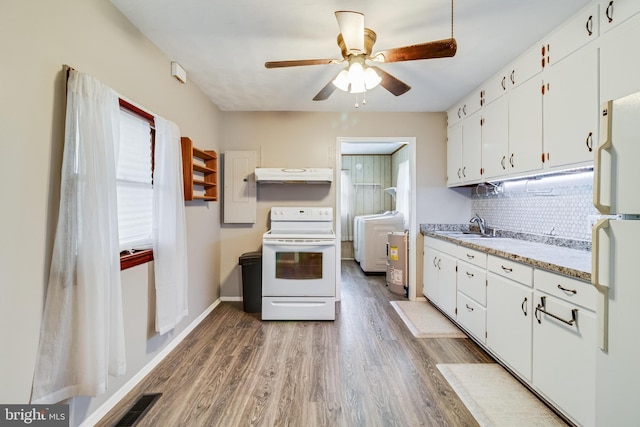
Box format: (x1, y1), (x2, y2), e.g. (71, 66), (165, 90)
(80, 298), (221, 427)
(220, 296), (243, 302)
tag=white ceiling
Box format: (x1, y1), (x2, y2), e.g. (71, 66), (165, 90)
(111, 0), (592, 113)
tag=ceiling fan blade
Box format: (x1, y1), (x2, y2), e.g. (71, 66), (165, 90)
(369, 66), (411, 96)
(373, 38), (457, 63)
(335, 11), (365, 54)
(265, 59), (340, 69)
(313, 77), (339, 101)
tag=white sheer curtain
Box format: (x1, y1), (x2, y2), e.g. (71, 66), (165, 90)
(31, 70), (126, 403)
(340, 170), (354, 241)
(153, 117), (189, 334)
(396, 160), (411, 230)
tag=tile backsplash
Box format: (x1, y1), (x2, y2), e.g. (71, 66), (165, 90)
(471, 171), (600, 241)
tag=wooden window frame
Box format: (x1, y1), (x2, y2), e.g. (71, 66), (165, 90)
(118, 98), (155, 271)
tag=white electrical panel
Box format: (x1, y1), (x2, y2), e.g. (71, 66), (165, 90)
(223, 151), (257, 223)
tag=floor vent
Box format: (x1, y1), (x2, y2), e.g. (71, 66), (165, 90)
(114, 393), (162, 427)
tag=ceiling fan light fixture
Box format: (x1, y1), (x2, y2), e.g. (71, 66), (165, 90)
(332, 69), (350, 91)
(363, 67), (381, 90)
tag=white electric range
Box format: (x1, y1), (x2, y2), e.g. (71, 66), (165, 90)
(261, 207), (336, 320)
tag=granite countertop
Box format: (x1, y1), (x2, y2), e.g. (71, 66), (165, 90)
(420, 224), (591, 282)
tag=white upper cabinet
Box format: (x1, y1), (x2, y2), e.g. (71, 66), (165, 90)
(601, 0), (640, 32)
(482, 68), (510, 106)
(508, 77), (544, 175)
(481, 96), (509, 180)
(507, 44), (544, 89)
(446, 122), (463, 186)
(446, 112), (483, 187)
(447, 90), (483, 127)
(542, 45), (599, 169)
(545, 3), (600, 67)
(601, 13), (640, 102)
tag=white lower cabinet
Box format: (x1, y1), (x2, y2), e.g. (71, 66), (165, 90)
(422, 237), (458, 319)
(457, 292), (486, 343)
(486, 272), (534, 381)
(532, 270), (596, 427)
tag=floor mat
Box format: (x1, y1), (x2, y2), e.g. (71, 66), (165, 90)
(437, 363), (567, 427)
(390, 300), (467, 338)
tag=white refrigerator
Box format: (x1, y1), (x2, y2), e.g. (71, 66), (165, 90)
(592, 91), (640, 426)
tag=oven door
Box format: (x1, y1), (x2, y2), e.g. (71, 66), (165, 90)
(262, 239), (336, 297)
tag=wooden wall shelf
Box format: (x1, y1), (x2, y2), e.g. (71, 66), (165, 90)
(181, 137), (218, 201)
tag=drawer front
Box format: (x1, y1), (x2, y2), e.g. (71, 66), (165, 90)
(457, 246), (488, 268)
(488, 255), (533, 287)
(424, 236), (458, 256)
(457, 261), (487, 305)
(457, 292), (486, 343)
(534, 269), (596, 311)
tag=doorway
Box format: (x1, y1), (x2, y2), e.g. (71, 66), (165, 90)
(334, 137), (417, 301)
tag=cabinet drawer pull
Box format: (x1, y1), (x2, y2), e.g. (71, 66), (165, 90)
(606, 1), (614, 23)
(466, 304), (474, 312)
(466, 253), (475, 259)
(586, 15), (593, 36)
(466, 271), (474, 278)
(501, 265), (513, 273)
(535, 296), (578, 325)
(557, 284), (577, 294)
(521, 297), (528, 316)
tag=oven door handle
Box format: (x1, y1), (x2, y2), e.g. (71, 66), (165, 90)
(263, 240), (336, 246)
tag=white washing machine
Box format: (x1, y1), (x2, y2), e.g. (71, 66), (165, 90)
(360, 212), (404, 273)
(353, 212), (391, 263)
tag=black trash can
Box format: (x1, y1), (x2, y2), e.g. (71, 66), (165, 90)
(238, 251), (262, 313)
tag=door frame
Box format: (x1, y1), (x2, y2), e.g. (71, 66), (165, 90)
(334, 136), (418, 300)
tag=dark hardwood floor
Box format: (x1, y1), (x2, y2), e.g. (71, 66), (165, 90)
(97, 261), (494, 427)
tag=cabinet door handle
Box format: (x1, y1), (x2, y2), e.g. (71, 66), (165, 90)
(509, 153), (515, 168)
(462, 166), (466, 178)
(501, 76), (506, 90)
(466, 304), (474, 312)
(458, 107), (462, 118)
(437, 259), (441, 270)
(433, 256), (438, 267)
(521, 297), (528, 316)
(457, 168), (462, 179)
(586, 15), (594, 35)
(501, 156), (506, 170)
(466, 271), (474, 278)
(586, 132), (593, 152)
(535, 296), (578, 325)
(510, 70), (515, 85)
(606, 1), (614, 23)
(557, 284), (577, 294)
(501, 265), (513, 273)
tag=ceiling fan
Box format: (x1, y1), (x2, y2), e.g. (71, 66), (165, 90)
(264, 5), (457, 102)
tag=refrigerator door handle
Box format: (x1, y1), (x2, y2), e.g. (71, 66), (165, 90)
(592, 217), (610, 351)
(594, 100), (613, 215)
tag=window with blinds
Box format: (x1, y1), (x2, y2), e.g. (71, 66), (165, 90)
(117, 109), (153, 252)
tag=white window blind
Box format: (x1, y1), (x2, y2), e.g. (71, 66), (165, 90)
(117, 109), (153, 252)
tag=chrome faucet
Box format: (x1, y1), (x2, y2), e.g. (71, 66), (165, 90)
(469, 213), (487, 235)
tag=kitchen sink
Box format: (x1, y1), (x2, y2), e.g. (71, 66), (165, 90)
(435, 230), (498, 239)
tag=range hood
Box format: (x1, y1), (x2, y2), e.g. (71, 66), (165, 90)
(255, 168), (333, 184)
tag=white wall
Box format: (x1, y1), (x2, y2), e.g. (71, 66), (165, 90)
(219, 112), (472, 298)
(0, 1), (221, 424)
